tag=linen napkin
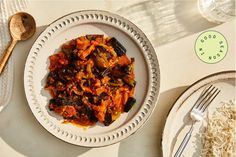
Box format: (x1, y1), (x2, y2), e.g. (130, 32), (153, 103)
(0, 0), (28, 111)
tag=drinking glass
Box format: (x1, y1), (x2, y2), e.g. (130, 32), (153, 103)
(198, 0), (236, 23)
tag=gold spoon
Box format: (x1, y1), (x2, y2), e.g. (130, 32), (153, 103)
(0, 12), (36, 75)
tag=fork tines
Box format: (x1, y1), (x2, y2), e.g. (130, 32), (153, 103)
(193, 85), (221, 112)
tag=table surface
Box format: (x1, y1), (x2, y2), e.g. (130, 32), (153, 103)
(0, 0), (235, 157)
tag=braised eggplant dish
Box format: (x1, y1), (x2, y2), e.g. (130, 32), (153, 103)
(45, 35), (136, 126)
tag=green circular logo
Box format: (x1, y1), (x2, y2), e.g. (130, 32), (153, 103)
(195, 30), (228, 64)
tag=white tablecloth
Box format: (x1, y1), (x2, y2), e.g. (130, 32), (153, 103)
(0, 0), (235, 157)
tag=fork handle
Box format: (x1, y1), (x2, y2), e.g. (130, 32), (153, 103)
(174, 125), (194, 157)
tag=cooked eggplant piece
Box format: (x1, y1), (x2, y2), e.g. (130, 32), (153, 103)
(96, 46), (106, 53)
(92, 96), (102, 105)
(109, 79), (124, 87)
(87, 92), (108, 105)
(83, 79), (92, 87)
(92, 66), (100, 75)
(94, 54), (109, 69)
(100, 68), (111, 77)
(78, 105), (98, 122)
(62, 44), (78, 61)
(120, 65), (132, 74)
(62, 45), (73, 55)
(57, 90), (68, 98)
(46, 71), (58, 85)
(109, 82), (123, 87)
(109, 37), (126, 56)
(49, 98), (82, 107)
(97, 46), (113, 59)
(86, 34), (104, 40)
(122, 75), (136, 87)
(104, 111), (113, 126)
(119, 58), (134, 74)
(124, 97), (136, 112)
(58, 66), (77, 82)
(111, 67), (126, 78)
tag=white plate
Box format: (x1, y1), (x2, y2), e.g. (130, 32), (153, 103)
(24, 10), (160, 147)
(162, 71), (236, 157)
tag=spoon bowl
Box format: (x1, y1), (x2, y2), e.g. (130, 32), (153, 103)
(0, 12), (36, 74)
(9, 12), (36, 40)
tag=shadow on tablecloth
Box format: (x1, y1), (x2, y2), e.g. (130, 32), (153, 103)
(0, 25), (90, 157)
(117, 86), (188, 157)
(117, 0), (219, 48)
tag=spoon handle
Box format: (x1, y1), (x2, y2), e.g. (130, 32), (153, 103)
(0, 38), (18, 75)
